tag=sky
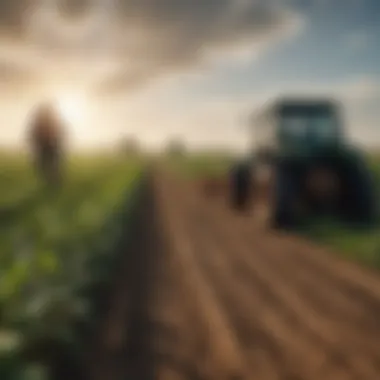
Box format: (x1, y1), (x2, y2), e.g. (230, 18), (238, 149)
(0, 0), (379, 151)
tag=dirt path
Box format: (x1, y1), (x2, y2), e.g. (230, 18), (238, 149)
(87, 170), (380, 380)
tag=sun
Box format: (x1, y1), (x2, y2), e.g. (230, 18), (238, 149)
(56, 94), (86, 125)
(53, 92), (91, 141)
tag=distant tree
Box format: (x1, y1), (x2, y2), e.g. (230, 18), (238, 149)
(165, 138), (186, 158)
(121, 136), (140, 156)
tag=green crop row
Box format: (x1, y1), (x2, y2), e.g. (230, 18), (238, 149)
(0, 155), (144, 379)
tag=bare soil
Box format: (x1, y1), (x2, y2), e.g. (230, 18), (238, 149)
(86, 169), (380, 380)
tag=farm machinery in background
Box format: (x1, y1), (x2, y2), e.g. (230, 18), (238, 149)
(228, 97), (378, 229)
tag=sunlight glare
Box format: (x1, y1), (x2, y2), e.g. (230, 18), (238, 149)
(54, 93), (90, 140)
(56, 94), (85, 125)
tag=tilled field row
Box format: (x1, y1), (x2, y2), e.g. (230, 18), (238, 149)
(87, 171), (380, 380)
(153, 172), (380, 380)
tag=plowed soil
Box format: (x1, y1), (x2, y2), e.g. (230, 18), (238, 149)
(87, 169), (380, 380)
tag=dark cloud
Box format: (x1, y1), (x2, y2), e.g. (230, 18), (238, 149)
(94, 0), (300, 94)
(115, 0), (293, 55)
(56, 0), (92, 18)
(0, 0), (302, 95)
(0, 0), (34, 37)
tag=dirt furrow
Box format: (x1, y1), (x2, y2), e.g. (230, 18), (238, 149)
(192, 193), (380, 379)
(242, 228), (380, 350)
(270, 231), (380, 304)
(187, 198), (359, 380)
(217, 208), (380, 354)
(264, 232), (380, 323)
(211, 197), (380, 339)
(153, 172), (251, 380)
(185, 213), (285, 379)
(225, 211), (380, 359)
(150, 223), (206, 380)
(153, 175), (218, 380)
(208, 202), (380, 378)
(188, 217), (326, 379)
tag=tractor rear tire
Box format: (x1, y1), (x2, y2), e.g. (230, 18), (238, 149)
(341, 157), (377, 226)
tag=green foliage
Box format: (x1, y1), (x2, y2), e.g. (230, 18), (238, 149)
(0, 154), (143, 376)
(168, 153), (235, 178)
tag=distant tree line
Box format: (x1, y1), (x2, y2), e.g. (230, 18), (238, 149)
(120, 136), (141, 156)
(165, 138), (187, 158)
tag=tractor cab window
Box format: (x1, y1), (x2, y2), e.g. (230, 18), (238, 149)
(280, 115), (308, 143)
(279, 111), (339, 146)
(310, 114), (339, 141)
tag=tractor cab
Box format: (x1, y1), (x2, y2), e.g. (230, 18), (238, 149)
(252, 98), (344, 161)
(276, 100), (343, 157)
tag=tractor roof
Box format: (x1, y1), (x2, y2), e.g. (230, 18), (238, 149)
(250, 97), (341, 127)
(272, 97), (340, 115)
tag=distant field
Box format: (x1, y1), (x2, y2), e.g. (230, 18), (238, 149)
(166, 153), (236, 178)
(0, 153), (143, 378)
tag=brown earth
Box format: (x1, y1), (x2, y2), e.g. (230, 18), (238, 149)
(86, 169), (380, 380)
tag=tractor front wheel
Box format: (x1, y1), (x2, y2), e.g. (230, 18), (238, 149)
(229, 163), (252, 212)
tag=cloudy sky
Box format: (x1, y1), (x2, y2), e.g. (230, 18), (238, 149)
(0, 0), (379, 151)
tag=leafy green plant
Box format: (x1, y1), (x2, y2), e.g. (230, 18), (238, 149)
(0, 155), (144, 377)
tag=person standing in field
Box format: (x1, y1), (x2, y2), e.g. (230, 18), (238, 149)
(28, 103), (66, 187)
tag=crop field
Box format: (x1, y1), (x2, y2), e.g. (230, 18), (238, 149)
(0, 153), (143, 379)
(166, 154), (235, 179)
(1, 152), (380, 380)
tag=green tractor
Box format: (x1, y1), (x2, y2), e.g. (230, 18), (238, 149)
(229, 98), (378, 228)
